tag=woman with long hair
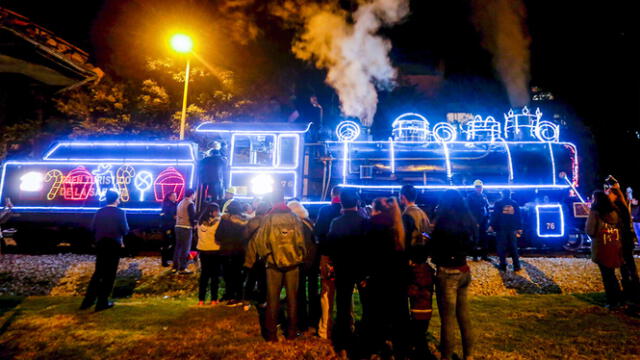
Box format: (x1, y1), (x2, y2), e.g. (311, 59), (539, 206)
(586, 190), (624, 309)
(431, 189), (476, 360)
(606, 182), (640, 304)
(365, 197), (409, 359)
(159, 192), (178, 267)
(197, 203), (222, 305)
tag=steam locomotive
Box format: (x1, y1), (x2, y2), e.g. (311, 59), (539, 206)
(0, 107), (587, 251)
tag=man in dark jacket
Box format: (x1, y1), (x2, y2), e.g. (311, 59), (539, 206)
(467, 180), (491, 261)
(315, 186), (342, 339)
(325, 188), (369, 357)
(80, 190), (129, 311)
(254, 188), (306, 341)
(199, 143), (228, 202)
(490, 189), (523, 272)
(216, 200), (248, 306)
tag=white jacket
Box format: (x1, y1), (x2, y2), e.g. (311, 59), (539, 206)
(197, 218), (221, 251)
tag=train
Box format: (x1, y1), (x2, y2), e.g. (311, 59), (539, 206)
(0, 107), (589, 252)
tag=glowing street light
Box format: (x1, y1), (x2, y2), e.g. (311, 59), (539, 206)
(170, 34), (193, 53)
(170, 33), (193, 140)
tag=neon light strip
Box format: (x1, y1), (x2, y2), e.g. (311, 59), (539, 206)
(10, 206), (162, 213)
(342, 142), (349, 184)
(499, 138), (514, 182)
(338, 184), (570, 190)
(194, 122), (312, 133)
(300, 201), (331, 206)
(440, 141), (452, 180)
(561, 175), (586, 203)
(229, 170), (298, 198)
(0, 161), (195, 204)
(548, 142), (556, 185)
(43, 142), (197, 162)
(324, 140), (577, 146)
(389, 137), (395, 173)
(276, 134), (300, 169)
(535, 204), (565, 238)
(230, 133), (277, 168)
(391, 112), (429, 129)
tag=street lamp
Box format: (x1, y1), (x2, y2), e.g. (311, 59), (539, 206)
(170, 34), (193, 140)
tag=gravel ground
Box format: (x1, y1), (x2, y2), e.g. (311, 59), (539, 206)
(1, 254), (639, 297)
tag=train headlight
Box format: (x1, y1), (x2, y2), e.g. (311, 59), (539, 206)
(19, 171), (44, 192)
(251, 174), (274, 195)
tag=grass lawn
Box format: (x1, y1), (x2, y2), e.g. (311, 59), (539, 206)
(1, 294), (639, 360)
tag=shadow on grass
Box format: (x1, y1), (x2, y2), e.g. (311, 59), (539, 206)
(573, 292), (607, 307)
(494, 260), (562, 294)
(0, 296), (25, 338)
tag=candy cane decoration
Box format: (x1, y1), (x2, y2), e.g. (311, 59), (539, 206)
(44, 169), (64, 200)
(116, 165), (136, 202)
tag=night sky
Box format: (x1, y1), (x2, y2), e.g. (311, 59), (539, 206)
(3, 0), (639, 191)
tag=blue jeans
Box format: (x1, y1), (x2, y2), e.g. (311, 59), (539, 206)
(173, 227), (193, 271)
(496, 230), (521, 270)
(435, 268), (473, 360)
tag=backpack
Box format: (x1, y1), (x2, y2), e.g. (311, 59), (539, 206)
(598, 221), (623, 268)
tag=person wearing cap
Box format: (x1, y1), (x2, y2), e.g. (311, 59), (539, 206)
(218, 187), (237, 214)
(466, 180), (491, 261)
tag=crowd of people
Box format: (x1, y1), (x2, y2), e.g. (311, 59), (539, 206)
(78, 175), (640, 360)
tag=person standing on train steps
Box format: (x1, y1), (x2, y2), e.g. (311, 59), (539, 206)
(80, 190), (129, 312)
(173, 189), (197, 274)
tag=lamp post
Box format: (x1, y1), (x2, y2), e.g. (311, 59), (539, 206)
(170, 34), (193, 140)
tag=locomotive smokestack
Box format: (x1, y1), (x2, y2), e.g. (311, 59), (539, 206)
(279, 0), (409, 127)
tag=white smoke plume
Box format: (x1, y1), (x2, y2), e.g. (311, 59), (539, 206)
(471, 0), (531, 107)
(285, 0), (410, 126)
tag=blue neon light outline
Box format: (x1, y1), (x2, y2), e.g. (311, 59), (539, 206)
(338, 184), (570, 190)
(535, 204), (565, 238)
(276, 134), (300, 169)
(548, 142), (557, 185)
(432, 122), (457, 143)
(389, 137), (396, 174)
(535, 121), (560, 143)
(0, 161), (195, 212)
(465, 115), (501, 142)
(497, 138), (515, 182)
(336, 120), (361, 142)
(342, 142), (349, 184)
(134, 170), (154, 201)
(441, 141), (452, 180)
(230, 133), (277, 168)
(194, 122), (313, 134)
(391, 112), (429, 129)
(43, 142), (197, 162)
(228, 169), (298, 198)
(9, 206), (162, 213)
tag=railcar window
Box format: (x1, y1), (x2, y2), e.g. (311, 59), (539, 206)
(232, 135), (275, 166)
(278, 136), (297, 167)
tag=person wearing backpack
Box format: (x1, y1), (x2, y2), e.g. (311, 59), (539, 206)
(253, 188), (307, 341)
(586, 190), (624, 309)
